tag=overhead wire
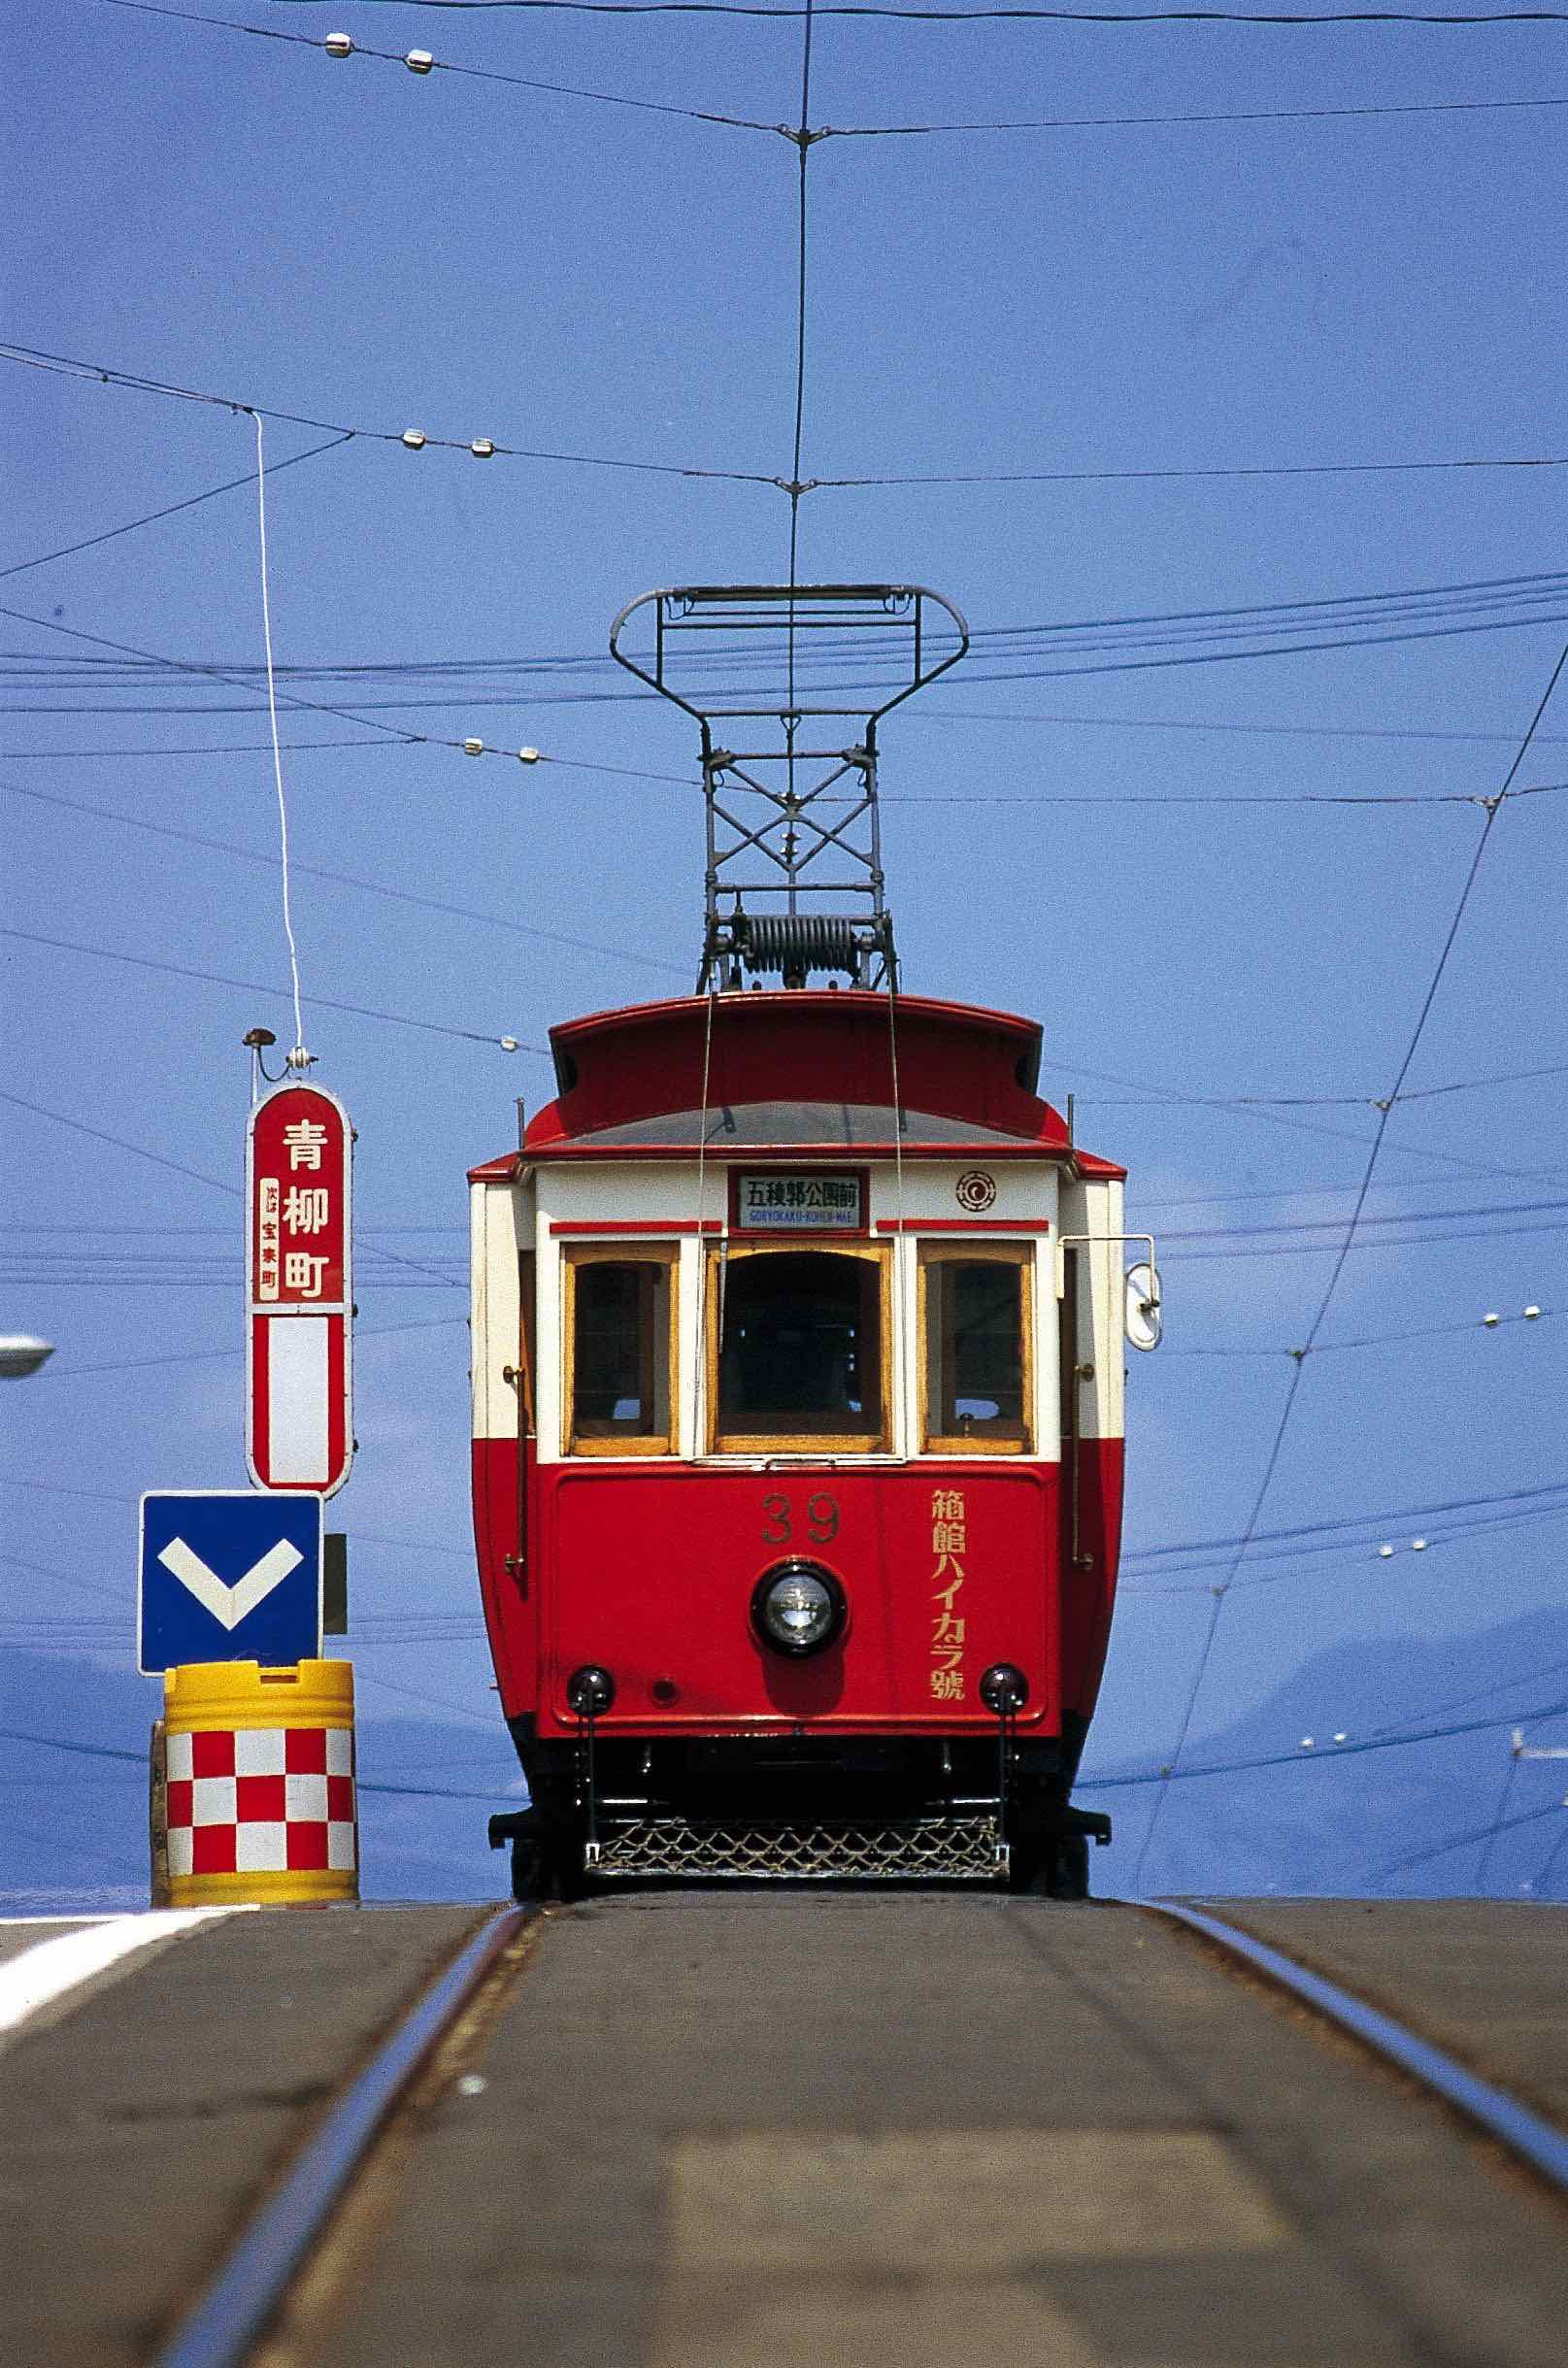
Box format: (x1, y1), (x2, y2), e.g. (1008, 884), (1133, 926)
(196, 0), (1568, 19)
(5, 343), (1563, 491)
(17, 1316), (467, 1384)
(0, 344), (779, 485)
(86, 0), (1568, 135)
(1159, 1305), (1560, 1359)
(0, 432), (353, 582)
(85, 0), (780, 129)
(1132, 639), (1568, 1884)
(1048, 1050), (1568, 1189)
(917, 704), (1568, 749)
(0, 1091), (469, 1292)
(1122, 1496), (1568, 1593)
(1121, 1476), (1568, 1575)
(1088, 1696), (1568, 1793)
(6, 570), (1563, 705)
(824, 91), (1568, 131)
(2, 784), (689, 979)
(0, 924), (541, 1051)
(1369, 1798), (1564, 1884)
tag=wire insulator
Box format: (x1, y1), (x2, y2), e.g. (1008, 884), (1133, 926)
(405, 51), (434, 77)
(324, 33), (353, 59)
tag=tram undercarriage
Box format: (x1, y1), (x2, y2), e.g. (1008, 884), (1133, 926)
(489, 1718), (1111, 1901)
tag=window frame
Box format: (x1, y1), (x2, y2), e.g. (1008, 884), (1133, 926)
(705, 1239), (893, 1457)
(917, 1240), (1035, 1457)
(561, 1242), (679, 1458)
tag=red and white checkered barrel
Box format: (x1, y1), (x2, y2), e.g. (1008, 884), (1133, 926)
(161, 1659), (357, 1906)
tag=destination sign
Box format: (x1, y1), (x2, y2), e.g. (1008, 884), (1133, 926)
(736, 1172), (863, 1232)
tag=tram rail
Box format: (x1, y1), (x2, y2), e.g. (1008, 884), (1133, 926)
(143, 1897), (1568, 2368)
(150, 1908), (528, 2368)
(1141, 1899), (1568, 2198)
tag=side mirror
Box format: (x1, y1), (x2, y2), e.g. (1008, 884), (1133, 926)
(1124, 1262), (1162, 1352)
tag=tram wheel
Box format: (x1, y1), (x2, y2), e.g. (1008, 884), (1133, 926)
(1008, 1830), (1091, 1901)
(1046, 1832), (1091, 1901)
(509, 1831), (591, 1904)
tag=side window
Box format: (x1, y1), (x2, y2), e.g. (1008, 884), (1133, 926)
(920, 1247), (1032, 1454)
(563, 1249), (677, 1455)
(711, 1246), (890, 1453)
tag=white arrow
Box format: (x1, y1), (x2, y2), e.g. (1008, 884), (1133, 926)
(157, 1536), (305, 1630)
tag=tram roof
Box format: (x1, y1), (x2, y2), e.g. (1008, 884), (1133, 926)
(471, 991), (1125, 1180)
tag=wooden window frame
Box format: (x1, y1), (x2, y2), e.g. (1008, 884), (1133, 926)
(917, 1241), (1035, 1457)
(561, 1243), (679, 1458)
(705, 1240), (893, 1457)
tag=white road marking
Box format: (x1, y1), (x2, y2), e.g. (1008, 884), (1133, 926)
(0, 1909), (250, 2039)
(157, 1535), (303, 1628)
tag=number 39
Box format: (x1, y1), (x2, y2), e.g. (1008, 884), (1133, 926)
(761, 1492), (840, 1546)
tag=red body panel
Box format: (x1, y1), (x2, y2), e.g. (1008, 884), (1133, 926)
(473, 1438), (1124, 1744)
(1059, 1437), (1124, 1720)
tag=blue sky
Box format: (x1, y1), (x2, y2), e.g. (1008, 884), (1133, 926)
(4, 0), (1568, 1900)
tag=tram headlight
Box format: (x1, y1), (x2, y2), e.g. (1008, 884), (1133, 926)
(751, 1561), (846, 1659)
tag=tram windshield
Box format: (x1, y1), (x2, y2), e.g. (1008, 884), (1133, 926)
(716, 1251), (885, 1447)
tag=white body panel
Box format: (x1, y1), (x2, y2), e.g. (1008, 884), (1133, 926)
(469, 1175), (529, 1447)
(470, 1156), (1147, 1465)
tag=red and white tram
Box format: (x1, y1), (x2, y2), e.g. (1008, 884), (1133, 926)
(470, 586), (1156, 1897)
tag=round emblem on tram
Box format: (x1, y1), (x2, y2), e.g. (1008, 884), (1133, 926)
(954, 1169), (996, 1214)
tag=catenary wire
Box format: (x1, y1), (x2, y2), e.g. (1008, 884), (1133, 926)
(85, 1), (1568, 134)
(0, 1093), (467, 1292)
(918, 705), (1568, 749)
(1122, 1498), (1568, 1593)
(1088, 1698), (1568, 1793)
(20, 1317), (466, 1384)
(0, 344), (779, 484)
(0, 740), (694, 788)
(2, 784), (689, 978)
(86, 0), (779, 128)
(210, 1), (1568, 20)
(0, 928), (543, 1051)
(0, 434), (352, 582)
(7, 569), (1561, 708)
(1369, 1798), (1564, 1884)
(4, 344), (1562, 489)
(1160, 1306), (1560, 1358)
(1132, 643), (1568, 1884)
(824, 91), (1568, 131)
(1121, 1477), (1568, 1572)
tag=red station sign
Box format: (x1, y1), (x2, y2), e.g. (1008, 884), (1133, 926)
(246, 1083), (353, 1497)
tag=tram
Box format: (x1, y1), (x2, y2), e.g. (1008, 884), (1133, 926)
(472, 587), (1158, 1897)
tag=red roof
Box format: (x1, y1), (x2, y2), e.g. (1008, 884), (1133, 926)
(469, 990), (1126, 1180)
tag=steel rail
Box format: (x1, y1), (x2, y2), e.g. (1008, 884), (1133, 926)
(151, 1906), (527, 2368)
(1144, 1900), (1568, 2193)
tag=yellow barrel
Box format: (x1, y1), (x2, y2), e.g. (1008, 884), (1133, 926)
(162, 1659), (358, 1907)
